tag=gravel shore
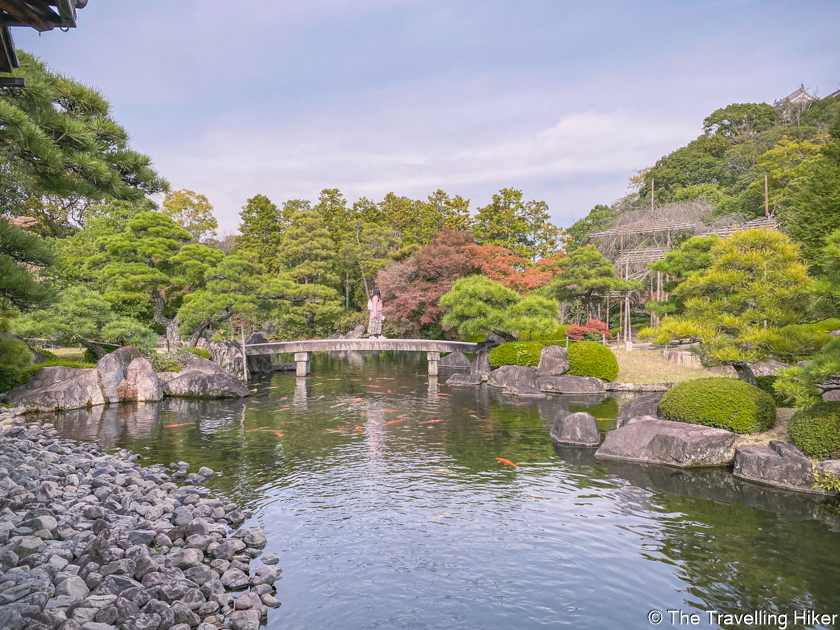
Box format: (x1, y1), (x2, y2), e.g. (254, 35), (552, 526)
(0, 406), (279, 630)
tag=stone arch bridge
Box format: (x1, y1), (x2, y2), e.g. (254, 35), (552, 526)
(244, 339), (478, 376)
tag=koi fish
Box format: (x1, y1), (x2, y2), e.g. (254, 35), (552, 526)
(464, 410), (476, 414)
(279, 397), (287, 401)
(387, 390), (392, 393)
(515, 402), (529, 406)
(354, 398), (362, 402)
(251, 389), (257, 393)
(497, 458), (518, 468)
(222, 409), (235, 412)
(528, 453), (537, 458)
(422, 419), (443, 423)
(324, 427), (348, 433)
(274, 431), (283, 437)
(355, 425), (363, 432)
(438, 393), (452, 397)
(350, 379), (360, 381)
(287, 420), (299, 424)
(530, 495), (549, 500)
(164, 423), (194, 428)
(383, 409), (399, 413)
(385, 419), (406, 425)
(367, 385), (380, 388)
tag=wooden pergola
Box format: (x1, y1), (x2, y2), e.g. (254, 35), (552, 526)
(0, 0), (86, 74)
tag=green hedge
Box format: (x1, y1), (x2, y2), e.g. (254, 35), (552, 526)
(781, 318), (840, 336)
(567, 341), (618, 381)
(659, 378), (776, 434)
(184, 346), (212, 360)
(489, 342), (543, 368)
(0, 360), (95, 394)
(755, 375), (792, 408)
(787, 402), (840, 460)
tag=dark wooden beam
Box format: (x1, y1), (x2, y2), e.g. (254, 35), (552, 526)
(0, 24), (17, 73)
(54, 0), (76, 27)
(0, 0), (60, 32)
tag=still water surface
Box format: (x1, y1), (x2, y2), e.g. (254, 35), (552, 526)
(52, 353), (840, 629)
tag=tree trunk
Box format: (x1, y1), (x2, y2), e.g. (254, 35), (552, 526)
(77, 338), (108, 359)
(152, 293), (181, 344)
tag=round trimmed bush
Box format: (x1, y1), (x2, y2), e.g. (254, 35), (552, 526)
(567, 341), (619, 381)
(787, 402), (840, 460)
(489, 342), (543, 368)
(658, 378), (776, 434)
(755, 375), (791, 408)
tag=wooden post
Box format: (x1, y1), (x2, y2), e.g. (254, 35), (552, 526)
(240, 318), (249, 382)
(764, 174), (769, 217)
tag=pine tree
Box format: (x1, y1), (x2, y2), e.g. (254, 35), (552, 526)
(277, 209), (337, 286)
(0, 217), (54, 368)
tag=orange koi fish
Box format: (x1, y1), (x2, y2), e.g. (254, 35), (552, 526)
(222, 409), (235, 412)
(354, 398), (362, 402)
(497, 458), (518, 468)
(387, 390), (392, 393)
(251, 388), (257, 393)
(279, 397), (287, 401)
(164, 423), (194, 428)
(438, 393), (452, 397)
(422, 419), (443, 424)
(287, 420), (299, 424)
(385, 419), (406, 425)
(274, 431), (283, 437)
(515, 402), (529, 406)
(350, 379), (360, 381)
(464, 410), (476, 414)
(383, 409), (398, 413)
(355, 425), (363, 432)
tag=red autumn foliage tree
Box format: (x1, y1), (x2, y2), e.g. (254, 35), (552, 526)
(565, 318), (613, 340)
(463, 244), (564, 293)
(377, 230), (479, 338)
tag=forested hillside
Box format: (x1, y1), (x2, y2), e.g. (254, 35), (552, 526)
(568, 91), (840, 265)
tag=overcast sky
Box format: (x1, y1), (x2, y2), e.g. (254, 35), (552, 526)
(15, 0), (840, 233)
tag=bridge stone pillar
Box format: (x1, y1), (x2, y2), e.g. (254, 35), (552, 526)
(427, 352), (440, 376)
(294, 352), (311, 377)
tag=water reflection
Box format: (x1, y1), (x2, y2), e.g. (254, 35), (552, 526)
(48, 352), (840, 630)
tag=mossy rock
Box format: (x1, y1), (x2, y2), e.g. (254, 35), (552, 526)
(566, 342), (618, 381)
(787, 402), (840, 460)
(659, 378), (776, 434)
(0, 360), (96, 394)
(489, 342), (544, 368)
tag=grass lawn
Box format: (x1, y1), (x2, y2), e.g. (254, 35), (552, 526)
(48, 347), (88, 362)
(612, 349), (722, 384)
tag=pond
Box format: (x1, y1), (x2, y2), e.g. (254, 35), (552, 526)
(51, 352), (840, 629)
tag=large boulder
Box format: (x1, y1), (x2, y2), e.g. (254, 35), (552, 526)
(245, 332), (273, 374)
(439, 352), (470, 368)
(207, 340), (246, 378)
(535, 375), (604, 394)
(5, 368), (104, 411)
(110, 346), (144, 374)
(181, 357), (228, 376)
(536, 346), (569, 376)
(345, 325), (366, 340)
(118, 358), (163, 402)
(595, 417), (736, 467)
(550, 410), (600, 446)
(616, 393), (664, 428)
(749, 360), (791, 377)
(487, 365), (544, 397)
(446, 374), (483, 386)
(164, 371), (250, 398)
(734, 441), (825, 494)
(469, 340), (500, 382)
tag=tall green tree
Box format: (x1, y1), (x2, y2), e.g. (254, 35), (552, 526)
(0, 52), (167, 236)
(315, 188), (355, 244)
(543, 245), (635, 317)
(161, 189), (218, 242)
(236, 194), (285, 272)
(0, 217), (54, 369)
(473, 188), (562, 260)
(703, 103), (780, 140)
(277, 209), (336, 286)
(787, 118), (840, 265)
(566, 204), (616, 251)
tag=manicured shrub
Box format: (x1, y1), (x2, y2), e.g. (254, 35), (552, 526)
(567, 341), (619, 381)
(489, 342), (544, 368)
(659, 378), (776, 434)
(787, 402), (840, 460)
(756, 375), (792, 408)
